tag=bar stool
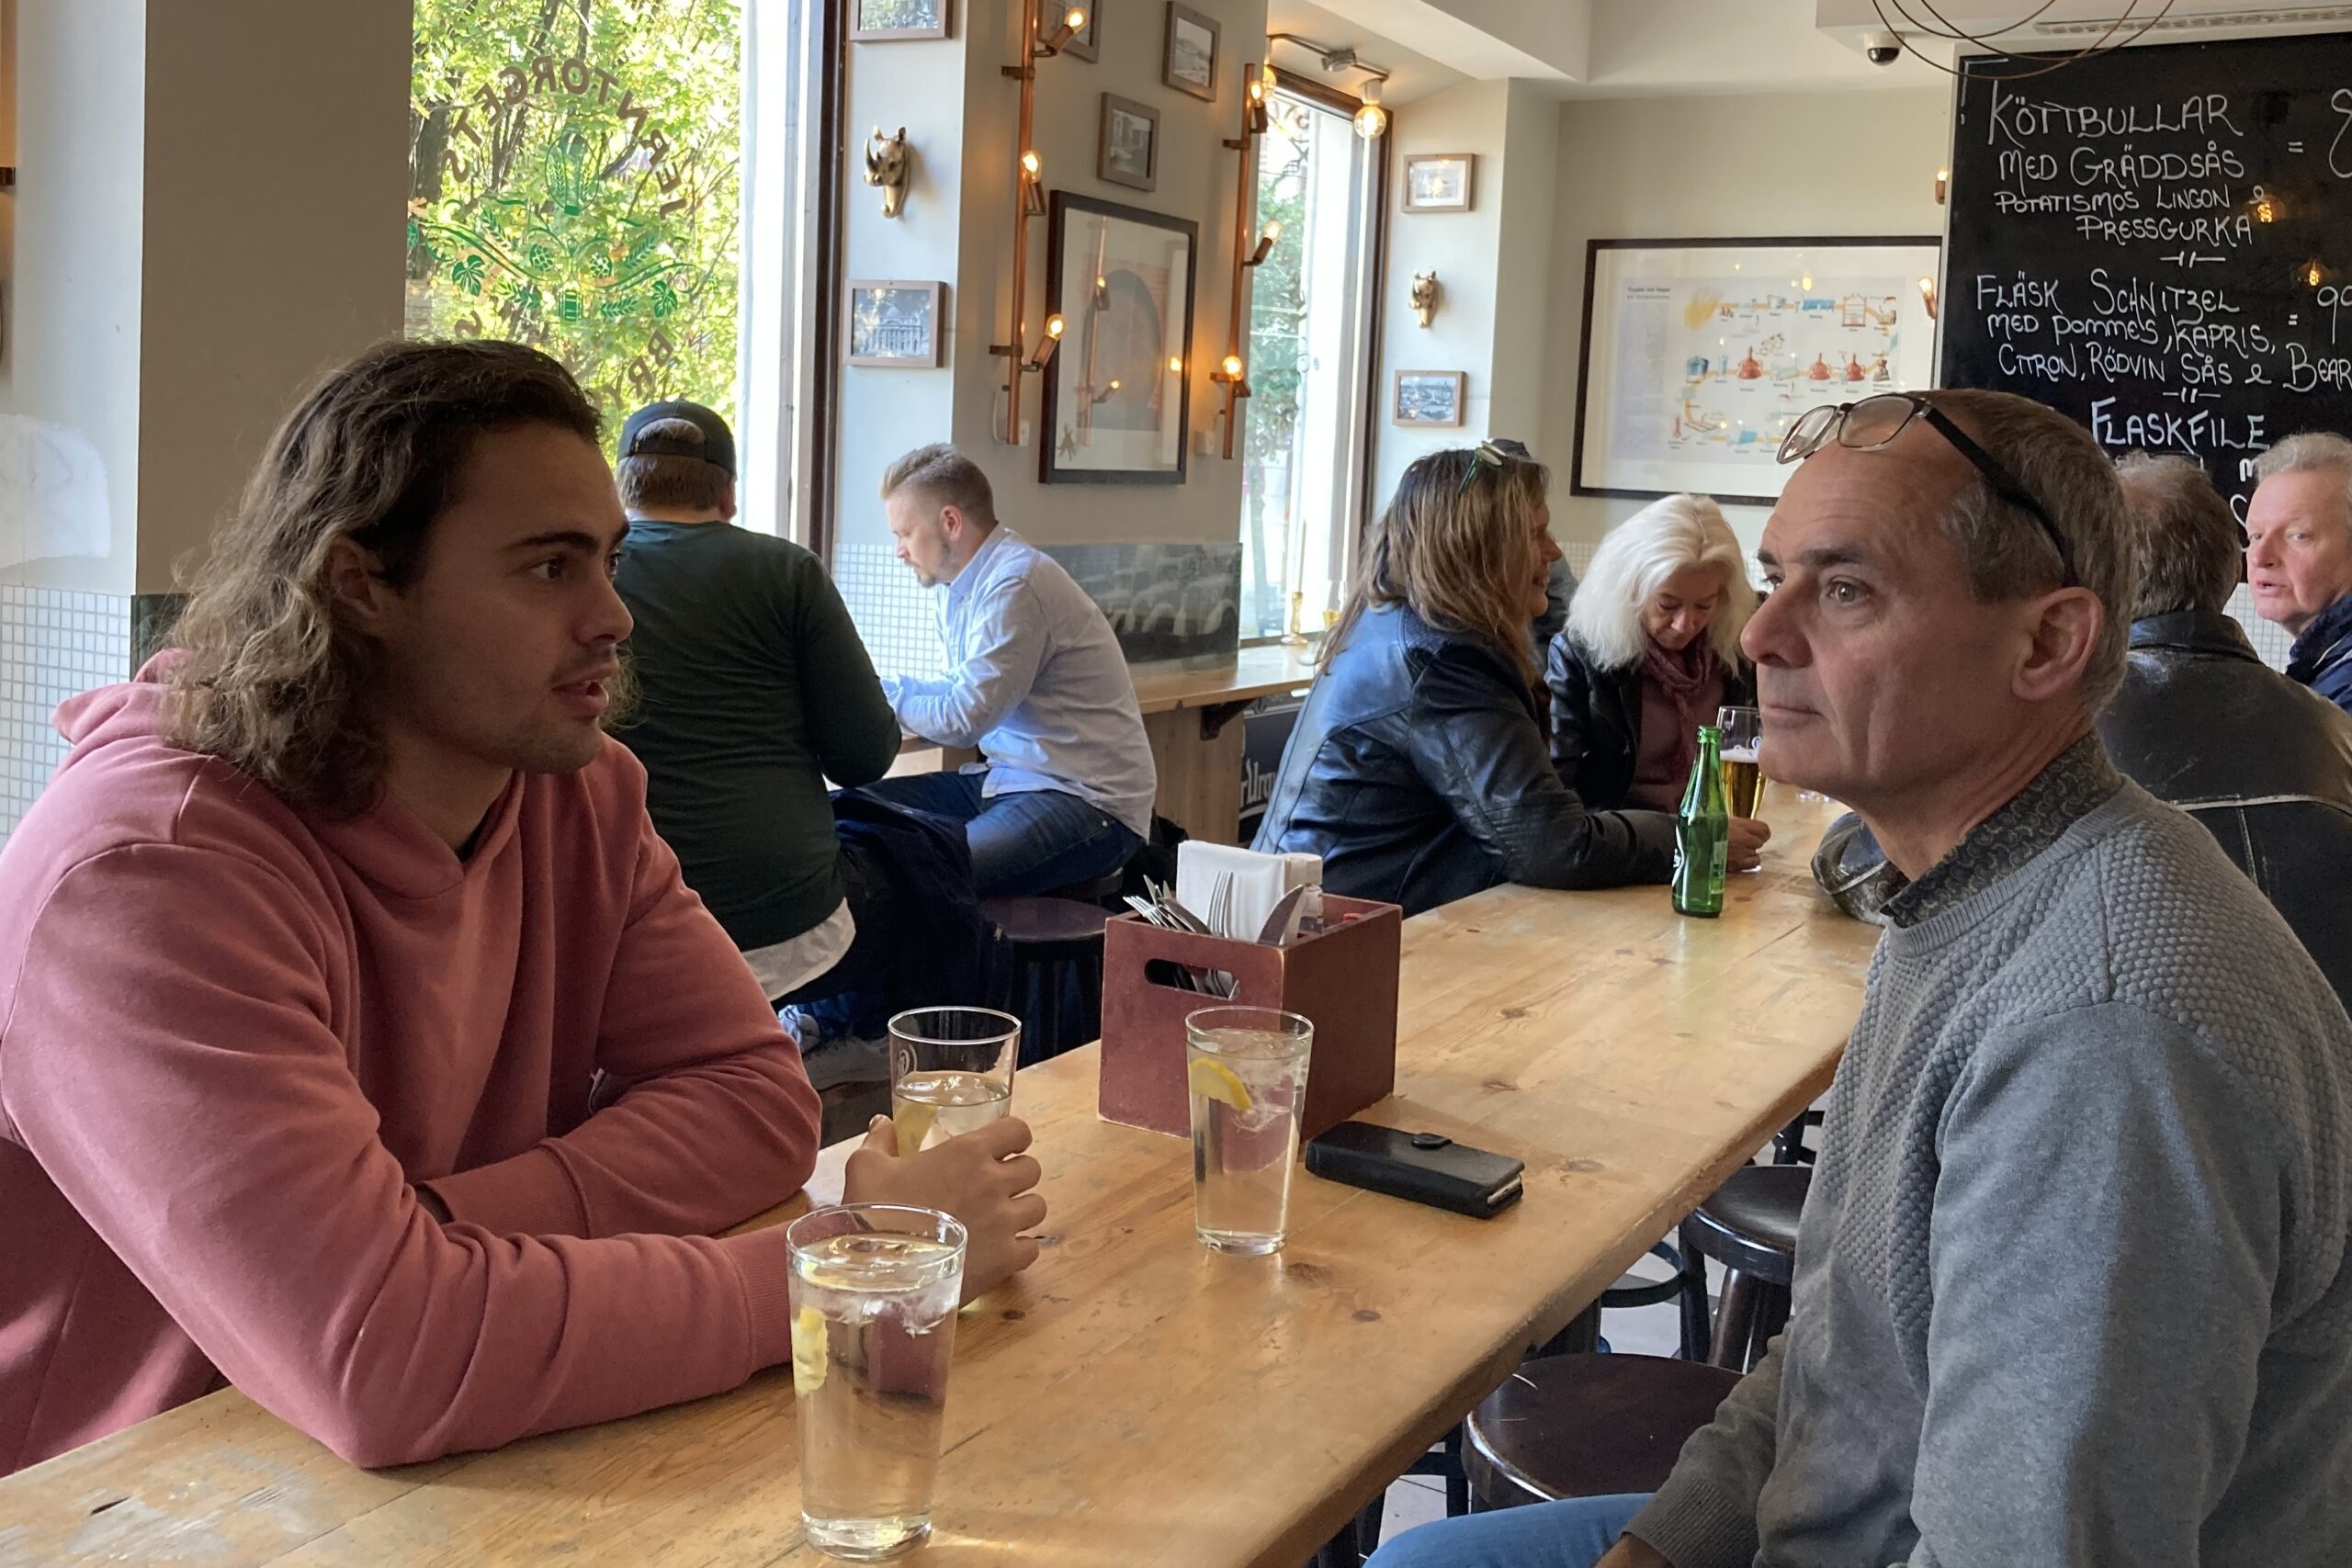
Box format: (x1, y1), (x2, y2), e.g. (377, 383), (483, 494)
(1679, 1164), (1808, 1371)
(1464, 1354), (1744, 1509)
(984, 871), (1120, 1063)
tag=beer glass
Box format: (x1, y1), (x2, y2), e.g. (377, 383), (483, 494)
(788, 1204), (968, 1560)
(888, 1008), (1019, 1154)
(1717, 705), (1767, 822)
(1185, 1006), (1313, 1255)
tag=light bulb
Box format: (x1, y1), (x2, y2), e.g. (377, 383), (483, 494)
(1263, 220), (1283, 243)
(1248, 79), (1265, 104)
(2257, 197), (2276, 222)
(1221, 354), (1244, 379)
(1021, 150), (1041, 178)
(2310, 263), (2324, 288)
(1917, 276), (1933, 296)
(1046, 314), (1067, 338)
(1065, 6), (1087, 28)
(1354, 79), (1387, 141)
(1168, 355), (1184, 374)
(1107, 378), (1122, 392)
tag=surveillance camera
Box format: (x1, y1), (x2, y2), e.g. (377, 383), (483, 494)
(1865, 32), (1902, 65)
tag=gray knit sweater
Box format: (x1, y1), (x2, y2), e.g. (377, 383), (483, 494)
(1631, 750), (2352, 1567)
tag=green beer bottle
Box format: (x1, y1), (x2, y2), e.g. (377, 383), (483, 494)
(1673, 725), (1730, 918)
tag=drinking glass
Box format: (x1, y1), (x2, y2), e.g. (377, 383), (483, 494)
(888, 1007), (1019, 1153)
(787, 1204), (969, 1561)
(1185, 1006), (1313, 1255)
(1717, 705), (1767, 822)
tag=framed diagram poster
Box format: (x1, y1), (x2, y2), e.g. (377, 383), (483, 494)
(1572, 237), (1941, 503)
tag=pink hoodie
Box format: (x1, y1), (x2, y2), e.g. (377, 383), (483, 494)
(0, 665), (822, 1474)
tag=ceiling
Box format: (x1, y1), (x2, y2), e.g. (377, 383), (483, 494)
(1262, 0), (2178, 101)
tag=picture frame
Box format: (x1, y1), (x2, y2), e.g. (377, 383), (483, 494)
(1065, 0), (1101, 61)
(1098, 94), (1160, 192)
(849, 0), (952, 41)
(1571, 236), (1942, 502)
(1401, 154), (1476, 213)
(844, 279), (945, 367)
(1393, 370), (1466, 427)
(1162, 3), (1219, 102)
(1042, 192), (1199, 485)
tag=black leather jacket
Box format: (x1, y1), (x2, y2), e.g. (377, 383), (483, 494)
(1252, 604), (1675, 916)
(1545, 631), (1756, 810)
(2098, 612), (2352, 1004)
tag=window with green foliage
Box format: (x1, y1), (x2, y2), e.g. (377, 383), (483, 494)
(407, 0), (745, 443)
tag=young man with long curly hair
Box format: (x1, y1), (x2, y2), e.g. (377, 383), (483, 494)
(0, 341), (1042, 1476)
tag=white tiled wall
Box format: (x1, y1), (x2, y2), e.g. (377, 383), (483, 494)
(2227, 584), (2293, 671)
(0, 587), (134, 840)
(833, 543), (944, 680)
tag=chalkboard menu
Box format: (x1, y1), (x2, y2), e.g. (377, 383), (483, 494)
(1941, 30), (2352, 513)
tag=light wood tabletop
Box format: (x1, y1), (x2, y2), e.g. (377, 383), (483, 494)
(1128, 642), (1319, 717)
(0, 798), (1875, 1568)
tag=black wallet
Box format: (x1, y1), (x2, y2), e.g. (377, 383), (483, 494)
(1304, 1122), (1525, 1218)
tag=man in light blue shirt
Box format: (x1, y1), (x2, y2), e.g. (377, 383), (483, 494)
(865, 444), (1156, 895)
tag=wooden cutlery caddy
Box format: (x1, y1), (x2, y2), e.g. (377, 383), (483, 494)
(1097, 896), (1403, 1139)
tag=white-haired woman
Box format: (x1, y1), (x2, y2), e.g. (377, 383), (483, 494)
(1546, 493), (1760, 815)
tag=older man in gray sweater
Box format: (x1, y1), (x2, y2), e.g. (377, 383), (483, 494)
(1371, 389), (2352, 1568)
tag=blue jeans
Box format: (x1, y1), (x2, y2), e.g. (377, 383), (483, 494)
(1366, 1494), (1653, 1568)
(862, 770), (1140, 897)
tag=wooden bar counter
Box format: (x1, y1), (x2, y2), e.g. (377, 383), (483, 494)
(0, 798), (1875, 1568)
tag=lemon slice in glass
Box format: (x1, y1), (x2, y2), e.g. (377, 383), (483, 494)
(791, 1305), (829, 1393)
(892, 1100), (940, 1154)
(1188, 1057), (1254, 1111)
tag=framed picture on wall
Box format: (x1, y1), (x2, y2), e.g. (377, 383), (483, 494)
(1099, 94), (1160, 192)
(1065, 0), (1102, 61)
(1042, 192), (1198, 485)
(1571, 235), (1942, 502)
(850, 0), (952, 40)
(1162, 3), (1219, 101)
(1393, 370), (1466, 427)
(845, 279), (945, 367)
(1401, 154), (1476, 213)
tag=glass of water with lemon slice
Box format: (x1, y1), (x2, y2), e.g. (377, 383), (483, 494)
(787, 1203), (968, 1561)
(887, 1008), (1020, 1154)
(1185, 1006), (1314, 1255)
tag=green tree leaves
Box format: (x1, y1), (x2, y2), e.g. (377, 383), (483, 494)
(407, 0), (743, 446)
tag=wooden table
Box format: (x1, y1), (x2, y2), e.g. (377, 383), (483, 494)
(1128, 643), (1319, 845)
(0, 800), (1875, 1568)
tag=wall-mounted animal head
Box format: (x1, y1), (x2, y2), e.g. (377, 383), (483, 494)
(864, 127), (910, 219)
(1409, 271), (1441, 328)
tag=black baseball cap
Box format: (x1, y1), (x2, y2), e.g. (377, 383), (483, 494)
(618, 400), (737, 478)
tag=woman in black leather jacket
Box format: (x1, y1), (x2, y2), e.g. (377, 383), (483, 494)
(1253, 446), (1746, 915)
(1546, 493), (1759, 812)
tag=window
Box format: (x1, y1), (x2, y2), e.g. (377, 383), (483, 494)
(406, 0), (748, 444)
(1237, 84), (1383, 641)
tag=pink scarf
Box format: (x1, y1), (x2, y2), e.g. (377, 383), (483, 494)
(1638, 637), (1722, 798)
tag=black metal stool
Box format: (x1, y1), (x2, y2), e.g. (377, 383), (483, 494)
(1679, 1164), (1808, 1371)
(984, 891), (1113, 1063)
(1464, 1354), (1744, 1509)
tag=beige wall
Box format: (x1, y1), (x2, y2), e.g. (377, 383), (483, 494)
(136, 0), (410, 592)
(832, 0), (1268, 556)
(1370, 78), (1562, 512)
(0, 0), (146, 594)
(1371, 80), (1508, 506)
(0, 0), (408, 595)
(1539, 85), (1952, 552)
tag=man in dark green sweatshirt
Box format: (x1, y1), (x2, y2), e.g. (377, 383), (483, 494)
(1371, 389), (2352, 1568)
(609, 402), (901, 1006)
